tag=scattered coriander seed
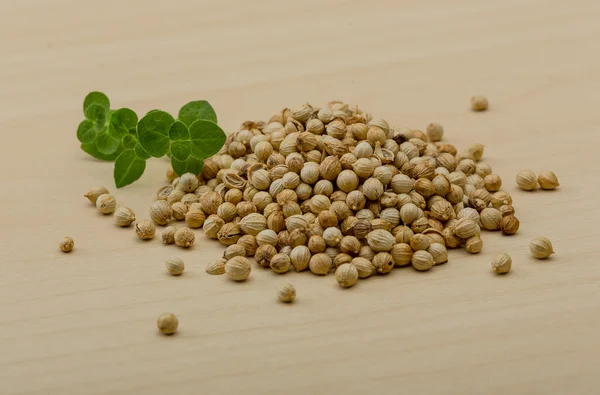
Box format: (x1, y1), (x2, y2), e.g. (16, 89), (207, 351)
(499, 205), (515, 217)
(206, 258), (227, 275)
(480, 208), (502, 230)
(483, 174), (502, 192)
(237, 235), (258, 256)
(165, 257), (185, 275)
(351, 257), (375, 278)
(537, 171), (559, 190)
(470, 95), (489, 112)
(454, 218), (479, 239)
(150, 200), (173, 226)
(411, 250), (434, 271)
(114, 207), (136, 227)
(270, 253), (292, 274)
(171, 202), (188, 221)
(277, 283), (296, 303)
(529, 237), (554, 259)
(516, 169), (538, 191)
(174, 227), (195, 248)
(185, 209), (206, 229)
(255, 244), (277, 267)
(390, 243), (413, 266)
(96, 194), (116, 215)
(225, 256), (251, 281)
(426, 122), (444, 142)
(409, 233), (431, 251)
(290, 245), (311, 272)
(135, 220), (156, 240)
(84, 186), (109, 205)
(59, 236), (74, 252)
(491, 253), (512, 274)
(372, 252), (394, 274)
(156, 313), (178, 335)
(335, 263), (359, 288)
(500, 215), (520, 235)
(162, 226), (176, 244)
(465, 236), (483, 254)
(309, 253), (332, 275)
(366, 229), (394, 252)
(427, 243), (448, 264)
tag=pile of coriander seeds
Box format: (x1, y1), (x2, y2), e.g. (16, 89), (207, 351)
(154, 100), (520, 288)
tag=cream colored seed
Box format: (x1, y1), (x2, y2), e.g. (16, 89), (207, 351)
(206, 258), (227, 275)
(270, 253), (291, 274)
(59, 236), (74, 252)
(471, 95), (489, 111)
(135, 220), (156, 240)
(516, 169), (538, 191)
(491, 253), (512, 274)
(277, 283), (296, 303)
(335, 263), (359, 288)
(351, 257), (375, 278)
(162, 226), (176, 244)
(84, 186), (109, 205)
(96, 194), (116, 215)
(480, 208), (502, 230)
(426, 122), (443, 142)
(157, 313), (178, 335)
(538, 171), (559, 190)
(427, 243), (448, 264)
(165, 257), (185, 275)
(465, 237), (483, 254)
(453, 217), (479, 239)
(225, 256), (251, 281)
(174, 227), (195, 248)
(290, 245), (311, 272)
(150, 200), (173, 226)
(411, 250), (434, 271)
(366, 229), (394, 252)
(530, 237), (554, 259)
(309, 253), (332, 275)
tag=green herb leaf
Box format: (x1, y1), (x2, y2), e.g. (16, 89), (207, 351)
(137, 110), (174, 158)
(77, 120), (96, 143)
(85, 104), (108, 128)
(169, 121), (190, 141)
(83, 92), (110, 114)
(109, 108), (138, 139)
(122, 134), (137, 150)
(171, 156), (204, 176)
(178, 100), (217, 126)
(189, 119), (227, 160)
(80, 142), (120, 161)
(170, 141), (192, 161)
(96, 131), (121, 155)
(135, 142), (151, 160)
(114, 149), (146, 188)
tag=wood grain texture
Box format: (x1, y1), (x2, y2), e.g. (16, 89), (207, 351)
(1, 0), (599, 394)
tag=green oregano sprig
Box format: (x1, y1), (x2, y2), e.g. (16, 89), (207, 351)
(76, 92), (226, 188)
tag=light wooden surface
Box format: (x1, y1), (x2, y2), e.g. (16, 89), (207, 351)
(1, 1), (599, 394)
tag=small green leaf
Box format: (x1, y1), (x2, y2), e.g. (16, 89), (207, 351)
(135, 142), (151, 160)
(178, 100), (217, 126)
(109, 108), (138, 139)
(83, 92), (110, 114)
(169, 121), (190, 141)
(137, 110), (174, 158)
(122, 134), (137, 150)
(170, 141), (191, 161)
(77, 120), (96, 143)
(96, 132), (121, 155)
(171, 156), (204, 177)
(189, 120), (226, 160)
(81, 142), (120, 161)
(85, 103), (107, 128)
(114, 150), (146, 188)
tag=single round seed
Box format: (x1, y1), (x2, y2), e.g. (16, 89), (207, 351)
(156, 313), (178, 335)
(59, 236), (74, 253)
(135, 220), (156, 240)
(529, 237), (554, 259)
(96, 194), (116, 215)
(411, 250), (434, 271)
(174, 227), (195, 248)
(225, 256), (251, 281)
(471, 95), (489, 111)
(537, 171), (559, 190)
(500, 215), (520, 235)
(516, 169), (538, 191)
(165, 257), (185, 275)
(85, 186), (109, 205)
(277, 283), (296, 303)
(491, 253), (512, 274)
(335, 263), (359, 288)
(162, 226), (176, 244)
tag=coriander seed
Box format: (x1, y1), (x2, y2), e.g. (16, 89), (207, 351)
(516, 169), (537, 191)
(427, 243), (448, 264)
(185, 209), (206, 228)
(308, 235), (326, 253)
(255, 244), (277, 267)
(529, 237), (554, 259)
(162, 226), (176, 244)
(426, 122), (444, 142)
(309, 253), (332, 275)
(270, 253), (291, 274)
(290, 245), (311, 272)
(411, 250), (434, 271)
(491, 253), (512, 274)
(335, 263), (359, 288)
(150, 200), (173, 226)
(157, 313), (178, 335)
(277, 283), (296, 303)
(206, 258), (227, 275)
(351, 257), (375, 278)
(390, 243), (413, 266)
(372, 252), (394, 274)
(174, 227), (195, 248)
(165, 257), (185, 275)
(135, 220), (156, 240)
(480, 208), (502, 230)
(499, 215), (520, 235)
(538, 171), (559, 190)
(471, 95), (489, 111)
(84, 186), (109, 205)
(225, 256), (251, 281)
(59, 236), (74, 253)
(465, 236), (483, 254)
(483, 174), (502, 192)
(410, 233), (430, 251)
(96, 194), (116, 215)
